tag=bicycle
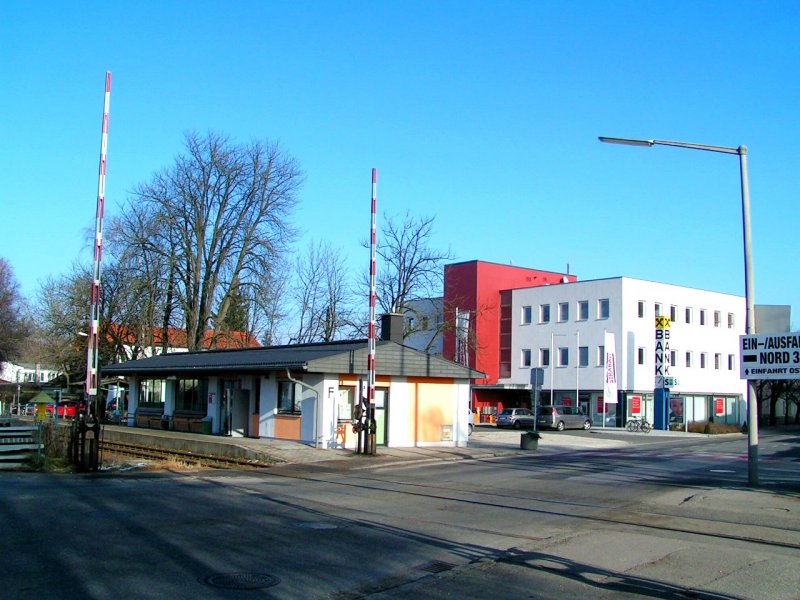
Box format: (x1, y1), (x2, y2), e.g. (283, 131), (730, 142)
(626, 418), (651, 433)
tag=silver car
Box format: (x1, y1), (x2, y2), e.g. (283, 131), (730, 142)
(537, 405), (591, 431)
(496, 407), (535, 429)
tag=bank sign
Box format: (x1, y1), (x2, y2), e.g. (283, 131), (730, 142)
(740, 332), (800, 380)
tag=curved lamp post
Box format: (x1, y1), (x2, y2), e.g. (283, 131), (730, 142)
(599, 136), (758, 486)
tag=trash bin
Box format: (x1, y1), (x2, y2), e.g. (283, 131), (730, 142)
(201, 416), (213, 435)
(520, 431), (540, 450)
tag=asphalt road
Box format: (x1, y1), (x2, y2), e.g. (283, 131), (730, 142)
(1, 430), (798, 599)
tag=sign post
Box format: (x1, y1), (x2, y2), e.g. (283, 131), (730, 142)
(654, 316), (671, 430)
(740, 333), (800, 380)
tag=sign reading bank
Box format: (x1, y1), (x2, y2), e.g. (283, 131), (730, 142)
(740, 332), (800, 380)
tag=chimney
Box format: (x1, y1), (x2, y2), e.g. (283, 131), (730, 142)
(380, 313), (404, 344)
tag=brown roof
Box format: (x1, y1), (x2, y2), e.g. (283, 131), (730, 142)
(108, 324), (261, 350)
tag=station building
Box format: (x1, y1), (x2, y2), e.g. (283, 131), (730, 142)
(103, 315), (482, 449)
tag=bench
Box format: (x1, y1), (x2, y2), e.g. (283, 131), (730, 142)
(135, 412), (165, 429)
(172, 414), (205, 433)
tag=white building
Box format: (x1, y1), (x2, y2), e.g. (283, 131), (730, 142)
(508, 277), (747, 426)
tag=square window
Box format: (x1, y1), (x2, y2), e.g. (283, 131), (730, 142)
(539, 304), (551, 323)
(598, 298), (610, 319)
(539, 348), (550, 367)
(558, 302), (569, 322)
(521, 306), (532, 325)
(558, 347), (569, 367)
(578, 300), (589, 321)
(579, 346), (589, 367)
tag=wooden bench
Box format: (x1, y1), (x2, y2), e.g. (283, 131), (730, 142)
(172, 414), (205, 433)
(135, 412), (165, 429)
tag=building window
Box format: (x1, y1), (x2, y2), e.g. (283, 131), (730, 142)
(670, 305), (677, 322)
(521, 349), (532, 368)
(655, 303), (662, 317)
(714, 311), (721, 327)
(670, 350), (677, 367)
(700, 353), (707, 369)
(558, 302), (569, 322)
(700, 309), (707, 325)
(176, 379), (206, 413)
(685, 307), (692, 324)
(685, 351), (693, 368)
(728, 313), (735, 329)
(578, 300), (589, 321)
(579, 346), (589, 367)
(637, 347), (645, 365)
(714, 353), (721, 369)
(597, 345), (605, 366)
(539, 348), (550, 367)
(278, 380), (301, 414)
(598, 298), (610, 319)
(138, 379), (164, 409)
(539, 304), (551, 323)
(521, 306), (532, 325)
(728, 354), (736, 370)
(638, 301), (645, 318)
(558, 347), (569, 367)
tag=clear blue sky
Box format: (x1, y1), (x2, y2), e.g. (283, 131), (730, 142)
(2, 1), (798, 328)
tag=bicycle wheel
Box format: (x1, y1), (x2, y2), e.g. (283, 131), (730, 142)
(626, 420), (636, 432)
(641, 420), (651, 433)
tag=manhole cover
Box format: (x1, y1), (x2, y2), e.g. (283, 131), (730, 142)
(200, 572), (280, 590)
(294, 522), (338, 530)
(418, 561), (455, 574)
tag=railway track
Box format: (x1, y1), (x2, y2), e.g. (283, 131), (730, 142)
(101, 439), (276, 470)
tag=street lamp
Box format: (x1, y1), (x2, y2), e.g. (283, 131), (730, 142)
(599, 135), (758, 485)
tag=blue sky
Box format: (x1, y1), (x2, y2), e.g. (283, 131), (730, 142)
(2, 1), (798, 328)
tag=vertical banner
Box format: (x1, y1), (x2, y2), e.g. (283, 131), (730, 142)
(603, 331), (618, 403)
(715, 397), (725, 416)
(455, 308), (470, 367)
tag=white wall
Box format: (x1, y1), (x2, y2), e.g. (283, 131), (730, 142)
(510, 277), (747, 399)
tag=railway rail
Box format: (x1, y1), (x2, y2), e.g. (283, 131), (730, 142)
(101, 439), (276, 470)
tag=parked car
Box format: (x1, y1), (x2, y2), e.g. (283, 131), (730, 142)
(537, 405), (591, 431)
(468, 410), (475, 436)
(496, 407), (535, 429)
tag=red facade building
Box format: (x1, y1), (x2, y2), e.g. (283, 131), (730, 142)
(442, 260), (577, 421)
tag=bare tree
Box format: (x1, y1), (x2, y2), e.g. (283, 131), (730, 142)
(358, 212), (453, 342)
(122, 132), (303, 350)
(0, 258), (30, 362)
(291, 240), (355, 343)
